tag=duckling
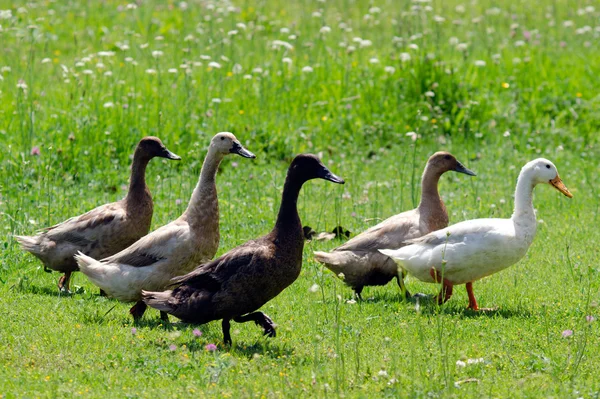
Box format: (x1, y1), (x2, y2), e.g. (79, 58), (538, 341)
(142, 154), (344, 344)
(314, 152), (475, 299)
(75, 133), (255, 321)
(16, 137), (180, 292)
(380, 158), (572, 310)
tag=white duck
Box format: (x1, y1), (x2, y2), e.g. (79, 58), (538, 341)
(75, 132), (255, 321)
(380, 158), (572, 310)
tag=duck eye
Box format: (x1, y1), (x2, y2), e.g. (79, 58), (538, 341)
(444, 155), (451, 160)
(545, 164), (550, 169)
(220, 137), (225, 141)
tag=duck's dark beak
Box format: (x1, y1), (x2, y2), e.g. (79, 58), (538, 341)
(319, 166), (345, 184)
(160, 147), (181, 160)
(230, 141), (256, 159)
(454, 161), (476, 176)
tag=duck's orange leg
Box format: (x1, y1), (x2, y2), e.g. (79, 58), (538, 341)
(430, 267), (453, 305)
(466, 282), (479, 310)
(465, 282), (497, 311)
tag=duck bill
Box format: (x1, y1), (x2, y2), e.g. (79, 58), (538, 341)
(319, 167), (345, 184)
(160, 148), (182, 160)
(549, 175), (573, 198)
(230, 142), (256, 159)
(454, 161), (476, 176)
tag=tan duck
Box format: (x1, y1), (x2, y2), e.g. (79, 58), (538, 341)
(142, 154), (344, 345)
(15, 137), (181, 292)
(75, 132), (255, 321)
(314, 152), (475, 299)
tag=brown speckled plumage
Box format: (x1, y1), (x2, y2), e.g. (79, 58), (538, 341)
(142, 154), (345, 344)
(15, 137), (180, 292)
(313, 152), (475, 299)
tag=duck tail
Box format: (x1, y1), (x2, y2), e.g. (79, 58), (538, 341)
(74, 251), (107, 282)
(142, 290), (174, 313)
(313, 251), (332, 264)
(15, 235), (42, 255)
(378, 249), (404, 265)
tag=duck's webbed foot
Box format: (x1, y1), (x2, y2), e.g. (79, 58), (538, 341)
(234, 312), (277, 338)
(57, 272), (72, 294)
(129, 300), (147, 322)
(222, 319), (232, 345)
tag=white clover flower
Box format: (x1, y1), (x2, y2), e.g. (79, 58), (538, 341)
(515, 40), (525, 47)
(104, 71), (112, 76)
(232, 63), (242, 74)
(145, 68), (157, 74)
(236, 22), (247, 30)
(434, 16), (445, 22)
(369, 57), (380, 64)
(82, 69), (93, 75)
(563, 20), (574, 27)
(200, 55), (211, 60)
(288, 34), (297, 40)
(184, 34), (194, 42)
(400, 52), (411, 62)
(467, 358), (485, 365)
(41, 58), (51, 64)
(456, 360), (466, 367)
(1, 66), (11, 72)
(155, 36), (164, 41)
(309, 284), (320, 293)
(406, 132), (417, 141)
(457, 43), (468, 51)
(302, 66), (314, 73)
(474, 60), (486, 67)
(408, 43), (419, 50)
(152, 50), (164, 58)
(320, 26), (331, 34)
(272, 40), (294, 50)
(384, 66), (396, 73)
(75, 61), (85, 67)
(252, 67), (263, 74)
(347, 45), (356, 52)
(103, 102), (114, 108)
(16, 80), (27, 89)
(168, 68), (178, 73)
(369, 6), (381, 13)
(0, 10), (12, 19)
(425, 91), (435, 97)
(98, 51), (115, 57)
(118, 43), (130, 51)
(282, 57), (292, 64)
(96, 62), (105, 69)
(208, 61), (221, 69)
(228, 30), (238, 36)
(312, 11), (321, 18)
(125, 57), (134, 63)
(212, 98), (222, 103)
(140, 43), (149, 49)
(512, 57), (521, 64)
(179, 1), (188, 10)
(280, 27), (290, 34)
(243, 74), (252, 80)
(360, 39), (372, 47)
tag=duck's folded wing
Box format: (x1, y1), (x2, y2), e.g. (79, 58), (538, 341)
(102, 221), (188, 267)
(404, 219), (502, 247)
(335, 216), (412, 252)
(171, 240), (267, 288)
(43, 203), (126, 246)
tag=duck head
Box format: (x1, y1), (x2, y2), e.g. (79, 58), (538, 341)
(428, 151), (476, 176)
(525, 158), (573, 198)
(138, 136), (181, 160)
(288, 154), (345, 185)
(210, 132), (256, 158)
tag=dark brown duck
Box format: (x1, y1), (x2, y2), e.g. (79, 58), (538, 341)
(142, 154), (344, 344)
(15, 137), (180, 292)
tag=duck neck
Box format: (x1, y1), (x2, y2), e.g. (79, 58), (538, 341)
(417, 164), (443, 212)
(125, 147), (152, 205)
(511, 170), (537, 229)
(273, 175), (303, 237)
(183, 147), (224, 226)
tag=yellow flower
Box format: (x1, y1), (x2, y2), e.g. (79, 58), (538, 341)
(321, 116), (327, 121)
(576, 92), (582, 98)
(502, 82), (510, 88)
(54, 50), (61, 56)
(239, 110), (244, 115)
(431, 118), (437, 124)
(227, 72), (233, 77)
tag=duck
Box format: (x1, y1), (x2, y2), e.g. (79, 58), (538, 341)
(15, 136), (181, 293)
(379, 158), (572, 310)
(314, 152), (475, 300)
(75, 132), (255, 321)
(142, 154), (344, 345)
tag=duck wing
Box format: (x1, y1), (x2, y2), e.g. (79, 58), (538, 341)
(102, 220), (188, 267)
(403, 218), (503, 247)
(43, 202), (126, 246)
(335, 212), (415, 252)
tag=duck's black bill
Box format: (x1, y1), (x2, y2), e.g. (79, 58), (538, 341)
(161, 148), (182, 160)
(319, 167), (345, 184)
(454, 162), (476, 176)
(230, 142), (256, 158)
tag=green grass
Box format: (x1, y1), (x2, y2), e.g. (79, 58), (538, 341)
(1, 0), (599, 397)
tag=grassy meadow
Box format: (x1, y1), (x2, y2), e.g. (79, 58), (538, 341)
(1, 0), (600, 397)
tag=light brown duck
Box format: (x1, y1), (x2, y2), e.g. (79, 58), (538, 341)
(314, 152), (475, 299)
(15, 137), (180, 292)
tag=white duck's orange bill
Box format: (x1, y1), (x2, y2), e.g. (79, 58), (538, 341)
(550, 175), (573, 198)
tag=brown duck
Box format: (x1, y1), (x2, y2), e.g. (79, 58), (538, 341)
(142, 154), (344, 344)
(313, 152), (475, 299)
(15, 137), (180, 292)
